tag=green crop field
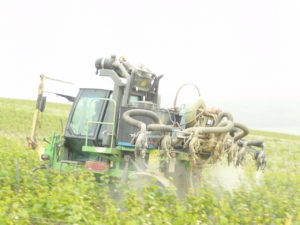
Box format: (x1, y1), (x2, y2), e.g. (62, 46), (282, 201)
(0, 97), (299, 225)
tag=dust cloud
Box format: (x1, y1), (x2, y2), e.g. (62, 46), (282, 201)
(205, 163), (263, 191)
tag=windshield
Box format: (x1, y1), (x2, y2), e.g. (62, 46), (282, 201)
(70, 89), (110, 137)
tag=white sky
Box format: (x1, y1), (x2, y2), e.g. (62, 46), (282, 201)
(0, 0), (299, 134)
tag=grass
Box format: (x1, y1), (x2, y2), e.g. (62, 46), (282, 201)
(251, 129), (300, 141)
(0, 97), (71, 142)
(0, 97), (299, 224)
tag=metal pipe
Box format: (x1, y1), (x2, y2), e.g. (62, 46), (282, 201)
(95, 56), (130, 78)
(44, 75), (75, 85)
(173, 83), (201, 110)
(112, 60), (130, 79)
(28, 75), (45, 149)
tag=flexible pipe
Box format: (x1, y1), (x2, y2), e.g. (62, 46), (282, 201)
(122, 109), (161, 132)
(123, 109), (175, 133)
(247, 140), (264, 147)
(216, 112), (234, 124)
(233, 123), (249, 142)
(147, 124), (173, 132)
(184, 120), (234, 134)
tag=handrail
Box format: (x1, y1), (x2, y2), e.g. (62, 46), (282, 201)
(84, 97), (117, 150)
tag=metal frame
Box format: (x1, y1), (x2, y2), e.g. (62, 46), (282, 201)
(28, 75), (75, 149)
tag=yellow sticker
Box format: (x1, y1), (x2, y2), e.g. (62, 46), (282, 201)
(148, 150), (160, 170)
(140, 81), (147, 87)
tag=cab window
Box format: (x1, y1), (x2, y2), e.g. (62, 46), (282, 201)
(69, 89), (110, 137)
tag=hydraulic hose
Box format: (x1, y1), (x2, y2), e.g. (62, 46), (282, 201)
(230, 127), (239, 137)
(184, 120), (234, 135)
(247, 140), (264, 148)
(147, 124), (173, 132)
(216, 112), (234, 124)
(123, 109), (174, 133)
(198, 121), (234, 134)
(122, 109), (160, 132)
(233, 123), (249, 142)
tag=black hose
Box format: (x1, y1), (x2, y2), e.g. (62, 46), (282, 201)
(147, 124), (173, 132)
(123, 109), (175, 133)
(230, 127), (239, 137)
(122, 109), (161, 131)
(185, 120), (234, 134)
(216, 112), (234, 124)
(233, 123), (249, 142)
(199, 121), (234, 134)
(247, 140), (264, 148)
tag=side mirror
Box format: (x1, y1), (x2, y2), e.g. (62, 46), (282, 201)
(38, 96), (47, 112)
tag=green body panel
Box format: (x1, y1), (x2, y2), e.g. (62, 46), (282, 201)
(82, 146), (120, 154)
(44, 132), (190, 181)
(44, 134), (64, 164)
(116, 145), (135, 152)
(44, 134), (154, 177)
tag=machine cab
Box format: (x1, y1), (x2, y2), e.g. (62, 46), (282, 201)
(62, 55), (163, 161)
(63, 88), (113, 160)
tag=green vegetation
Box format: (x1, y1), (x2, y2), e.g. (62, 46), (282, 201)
(0, 98), (71, 142)
(251, 129), (300, 141)
(0, 98), (299, 224)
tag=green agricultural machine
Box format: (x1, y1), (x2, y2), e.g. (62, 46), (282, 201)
(30, 55), (266, 192)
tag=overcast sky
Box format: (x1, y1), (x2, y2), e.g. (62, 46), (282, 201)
(0, 0), (299, 134)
